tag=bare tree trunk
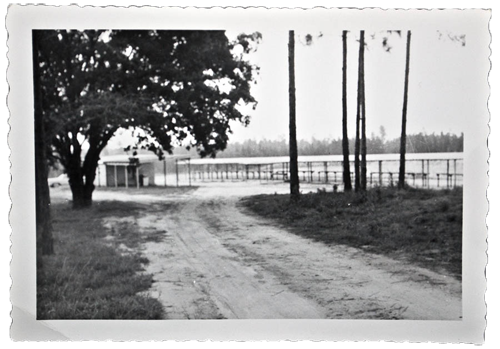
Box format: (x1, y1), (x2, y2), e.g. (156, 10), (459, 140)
(360, 31), (367, 191)
(288, 30), (300, 198)
(341, 30), (352, 192)
(398, 31), (411, 189)
(354, 31), (363, 192)
(33, 31), (54, 262)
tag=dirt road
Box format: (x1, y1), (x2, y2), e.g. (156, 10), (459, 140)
(98, 182), (461, 320)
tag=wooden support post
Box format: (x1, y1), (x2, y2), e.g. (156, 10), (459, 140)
(175, 159), (179, 187)
(421, 160), (425, 188)
(258, 164), (261, 180)
(164, 160), (167, 187)
(378, 161), (383, 186)
(114, 165), (117, 188)
(427, 160), (430, 187)
(136, 166), (140, 189)
(454, 159), (457, 188)
(226, 164), (229, 180)
(188, 159), (191, 187)
(125, 166), (128, 188)
(324, 162), (328, 183)
(446, 160), (450, 188)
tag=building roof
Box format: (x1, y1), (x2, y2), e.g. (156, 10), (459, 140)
(189, 152), (464, 166)
(100, 154), (191, 165)
(100, 154), (158, 165)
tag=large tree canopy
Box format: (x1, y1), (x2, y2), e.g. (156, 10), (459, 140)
(35, 29), (260, 207)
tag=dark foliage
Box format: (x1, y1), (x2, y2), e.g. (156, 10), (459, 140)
(34, 30), (260, 207)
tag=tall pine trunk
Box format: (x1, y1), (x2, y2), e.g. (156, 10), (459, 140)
(288, 30), (300, 198)
(33, 31), (54, 260)
(341, 30), (352, 192)
(360, 31), (367, 191)
(398, 31), (411, 189)
(354, 31), (363, 192)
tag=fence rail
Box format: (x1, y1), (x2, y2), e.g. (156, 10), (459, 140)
(180, 158), (463, 189)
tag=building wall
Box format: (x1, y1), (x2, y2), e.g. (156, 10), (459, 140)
(105, 163), (155, 187)
(106, 165), (136, 187)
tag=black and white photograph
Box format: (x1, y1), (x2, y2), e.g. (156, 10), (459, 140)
(7, 4), (490, 343)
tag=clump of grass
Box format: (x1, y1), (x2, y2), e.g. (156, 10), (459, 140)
(37, 201), (165, 319)
(241, 187), (462, 280)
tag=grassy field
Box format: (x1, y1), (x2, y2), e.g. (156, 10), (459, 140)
(241, 187), (462, 280)
(37, 200), (170, 319)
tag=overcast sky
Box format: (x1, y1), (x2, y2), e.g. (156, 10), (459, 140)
(227, 28), (472, 143)
(109, 22), (476, 151)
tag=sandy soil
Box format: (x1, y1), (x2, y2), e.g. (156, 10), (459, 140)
(54, 181), (461, 319)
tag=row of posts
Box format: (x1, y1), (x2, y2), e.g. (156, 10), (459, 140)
(184, 159), (461, 189)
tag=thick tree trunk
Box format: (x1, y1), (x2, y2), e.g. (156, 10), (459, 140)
(71, 185), (94, 208)
(34, 123), (54, 256)
(69, 161), (98, 208)
(398, 31), (411, 189)
(360, 31), (367, 191)
(288, 30), (300, 199)
(60, 126), (114, 209)
(341, 30), (352, 192)
(33, 30), (54, 261)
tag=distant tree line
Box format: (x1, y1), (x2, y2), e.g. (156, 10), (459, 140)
(207, 132), (463, 158)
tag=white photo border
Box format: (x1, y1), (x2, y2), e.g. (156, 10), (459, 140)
(7, 5), (490, 342)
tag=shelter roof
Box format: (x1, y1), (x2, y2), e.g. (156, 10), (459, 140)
(100, 154), (158, 165)
(188, 152), (464, 166)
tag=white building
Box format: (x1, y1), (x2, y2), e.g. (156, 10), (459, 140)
(99, 154), (157, 188)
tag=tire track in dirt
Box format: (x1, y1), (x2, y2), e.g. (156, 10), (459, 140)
(134, 199), (326, 319)
(195, 194), (462, 320)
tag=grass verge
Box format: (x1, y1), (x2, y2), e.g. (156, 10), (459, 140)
(241, 187), (462, 280)
(37, 200), (167, 319)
